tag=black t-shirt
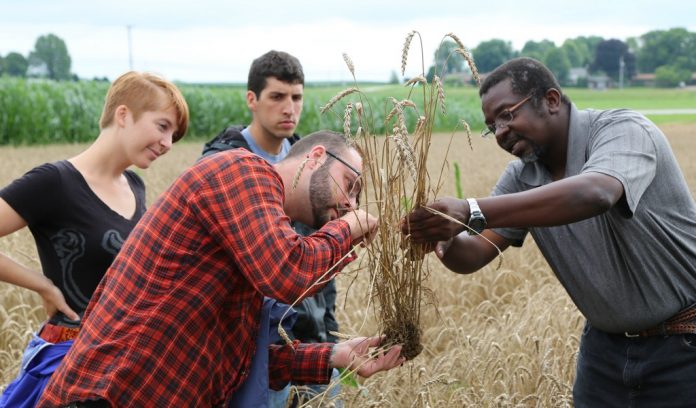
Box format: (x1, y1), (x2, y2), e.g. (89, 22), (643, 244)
(0, 160), (146, 313)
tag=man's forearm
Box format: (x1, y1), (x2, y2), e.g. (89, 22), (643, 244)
(482, 172), (623, 229)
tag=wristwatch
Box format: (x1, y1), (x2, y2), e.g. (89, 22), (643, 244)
(466, 198), (486, 235)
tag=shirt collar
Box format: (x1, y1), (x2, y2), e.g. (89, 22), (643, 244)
(516, 103), (592, 186)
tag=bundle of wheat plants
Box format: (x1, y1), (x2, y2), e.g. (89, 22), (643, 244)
(321, 32), (478, 360)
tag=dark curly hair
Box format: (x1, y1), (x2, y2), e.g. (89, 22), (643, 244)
(247, 50), (304, 97)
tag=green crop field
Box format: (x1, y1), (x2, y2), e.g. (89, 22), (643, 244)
(1, 77), (695, 146)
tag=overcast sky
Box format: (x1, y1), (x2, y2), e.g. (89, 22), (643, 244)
(1, 0), (694, 83)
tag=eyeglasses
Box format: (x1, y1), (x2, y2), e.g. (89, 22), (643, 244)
(325, 149), (362, 207)
(481, 95), (533, 139)
(325, 150), (361, 177)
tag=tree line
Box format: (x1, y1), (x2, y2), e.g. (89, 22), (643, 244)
(3, 28), (696, 87)
(429, 27), (696, 88)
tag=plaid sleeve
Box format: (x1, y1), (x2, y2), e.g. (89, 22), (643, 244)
(268, 341), (333, 390)
(191, 153), (353, 304)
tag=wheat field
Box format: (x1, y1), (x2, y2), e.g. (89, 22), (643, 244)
(1, 124), (695, 407)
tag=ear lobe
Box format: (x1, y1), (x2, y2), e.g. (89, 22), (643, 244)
(246, 90), (257, 111)
(311, 145), (326, 160)
(306, 146), (326, 169)
(115, 105), (130, 127)
(545, 88), (562, 114)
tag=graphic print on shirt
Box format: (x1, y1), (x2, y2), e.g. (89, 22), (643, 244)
(101, 229), (125, 256)
(51, 228), (89, 308)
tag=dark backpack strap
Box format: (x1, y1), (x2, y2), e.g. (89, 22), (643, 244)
(201, 125), (250, 157)
(288, 133), (301, 146)
(201, 125), (302, 157)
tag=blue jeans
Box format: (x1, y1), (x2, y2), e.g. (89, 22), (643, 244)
(296, 370), (342, 408)
(574, 321), (696, 407)
(268, 383), (291, 408)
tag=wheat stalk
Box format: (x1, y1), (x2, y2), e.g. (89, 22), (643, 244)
(405, 75), (427, 87)
(385, 98), (416, 124)
(460, 119), (473, 150)
(414, 116), (427, 136)
(445, 33), (465, 50)
(343, 52), (355, 77)
(392, 127), (418, 185)
(455, 48), (481, 86)
(320, 87), (359, 114)
(433, 75), (446, 115)
(291, 157), (310, 191)
(343, 103), (353, 141)
(401, 30), (417, 76)
(355, 101), (363, 118)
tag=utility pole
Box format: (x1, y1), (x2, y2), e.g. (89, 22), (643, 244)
(619, 55), (625, 89)
(127, 25), (133, 70)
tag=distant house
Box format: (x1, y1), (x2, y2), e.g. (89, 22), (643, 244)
(632, 73), (656, 87)
(568, 67), (588, 86)
(587, 74), (612, 90)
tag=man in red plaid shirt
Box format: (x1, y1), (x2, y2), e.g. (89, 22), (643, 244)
(38, 130), (404, 407)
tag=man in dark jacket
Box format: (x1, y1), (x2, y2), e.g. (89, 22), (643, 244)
(202, 50), (343, 407)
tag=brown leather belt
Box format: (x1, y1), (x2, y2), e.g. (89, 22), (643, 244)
(625, 304), (696, 337)
(39, 322), (80, 343)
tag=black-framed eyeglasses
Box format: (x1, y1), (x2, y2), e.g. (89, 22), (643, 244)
(481, 94), (533, 139)
(325, 149), (362, 207)
(325, 150), (361, 177)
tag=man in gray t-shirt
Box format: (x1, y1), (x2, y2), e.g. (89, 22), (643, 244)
(403, 57), (696, 407)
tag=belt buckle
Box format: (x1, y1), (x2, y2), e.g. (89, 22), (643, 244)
(624, 331), (640, 338)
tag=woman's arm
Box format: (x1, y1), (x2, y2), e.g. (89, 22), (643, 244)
(0, 198), (79, 320)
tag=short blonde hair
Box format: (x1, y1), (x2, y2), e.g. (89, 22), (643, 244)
(99, 71), (189, 142)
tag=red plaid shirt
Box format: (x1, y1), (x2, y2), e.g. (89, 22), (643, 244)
(38, 151), (353, 407)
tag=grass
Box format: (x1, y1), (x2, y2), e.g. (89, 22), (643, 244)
(645, 114), (696, 125)
(566, 87), (696, 110)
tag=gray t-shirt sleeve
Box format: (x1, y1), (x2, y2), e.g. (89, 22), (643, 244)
(581, 114), (657, 215)
(490, 162), (528, 247)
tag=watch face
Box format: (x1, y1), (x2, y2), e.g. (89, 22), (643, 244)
(469, 216), (486, 233)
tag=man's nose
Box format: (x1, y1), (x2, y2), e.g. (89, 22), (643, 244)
(345, 193), (358, 210)
(494, 125), (509, 144)
(281, 97), (294, 113)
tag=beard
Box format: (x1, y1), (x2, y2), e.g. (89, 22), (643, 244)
(520, 141), (546, 163)
(505, 133), (546, 164)
(308, 163), (336, 228)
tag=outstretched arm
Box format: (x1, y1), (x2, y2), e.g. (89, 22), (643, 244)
(404, 172), (624, 243)
(268, 336), (404, 390)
